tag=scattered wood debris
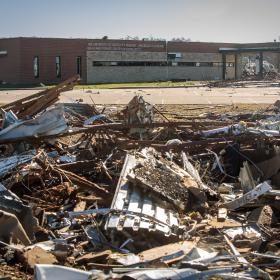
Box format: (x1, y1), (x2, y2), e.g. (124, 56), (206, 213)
(0, 76), (280, 279)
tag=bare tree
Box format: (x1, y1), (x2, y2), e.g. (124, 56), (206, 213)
(124, 36), (140, 40)
(171, 37), (191, 42)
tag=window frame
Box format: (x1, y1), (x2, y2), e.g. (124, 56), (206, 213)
(55, 56), (61, 78)
(92, 61), (168, 67)
(33, 56), (39, 78)
(76, 56), (82, 76)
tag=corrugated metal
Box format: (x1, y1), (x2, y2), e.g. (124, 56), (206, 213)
(62, 103), (95, 117)
(105, 154), (180, 237)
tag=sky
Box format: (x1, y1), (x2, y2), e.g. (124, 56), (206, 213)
(1, 0), (280, 43)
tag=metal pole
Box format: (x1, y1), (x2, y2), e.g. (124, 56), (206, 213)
(259, 52), (263, 79)
(166, 40), (169, 81)
(222, 54), (226, 80)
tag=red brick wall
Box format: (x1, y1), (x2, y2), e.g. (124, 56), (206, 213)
(19, 38), (89, 84)
(1, 38), (279, 85)
(240, 42), (280, 48)
(0, 38), (21, 84)
(167, 42), (238, 53)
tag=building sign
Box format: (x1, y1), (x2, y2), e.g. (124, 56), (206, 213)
(88, 41), (166, 52)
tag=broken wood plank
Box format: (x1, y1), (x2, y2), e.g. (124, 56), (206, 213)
(138, 238), (199, 265)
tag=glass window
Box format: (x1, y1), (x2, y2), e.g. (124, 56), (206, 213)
(92, 61), (168, 67)
(167, 53), (182, 59)
(199, 62), (213, 67)
(76, 56), (82, 76)
(167, 53), (176, 60)
(0, 50), (8, 56)
(213, 62), (222, 67)
(56, 56), (61, 78)
(226, 62), (234, 67)
(177, 62), (195, 66)
(33, 56), (39, 78)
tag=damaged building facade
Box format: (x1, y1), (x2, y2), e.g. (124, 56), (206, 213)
(0, 37), (280, 84)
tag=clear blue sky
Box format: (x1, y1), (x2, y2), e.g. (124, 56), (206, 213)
(1, 0), (279, 43)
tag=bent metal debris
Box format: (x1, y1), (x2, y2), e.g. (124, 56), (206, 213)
(1, 76), (280, 279)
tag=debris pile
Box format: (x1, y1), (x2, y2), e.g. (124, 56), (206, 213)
(242, 58), (280, 80)
(1, 76), (280, 279)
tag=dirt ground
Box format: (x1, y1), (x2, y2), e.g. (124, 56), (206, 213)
(155, 103), (269, 117)
(105, 103), (269, 122)
(1, 85), (280, 105)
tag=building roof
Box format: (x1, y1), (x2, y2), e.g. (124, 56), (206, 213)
(1, 37), (279, 54)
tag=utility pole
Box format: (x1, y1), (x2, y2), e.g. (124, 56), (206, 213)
(165, 40), (169, 81)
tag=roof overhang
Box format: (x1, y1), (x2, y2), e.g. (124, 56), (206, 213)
(219, 47), (280, 53)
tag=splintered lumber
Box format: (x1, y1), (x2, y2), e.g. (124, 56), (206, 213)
(1, 75), (80, 118)
(34, 155), (109, 198)
(0, 121), (258, 145)
(54, 167), (109, 197)
(137, 239), (199, 265)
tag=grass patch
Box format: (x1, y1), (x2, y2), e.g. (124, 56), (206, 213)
(75, 81), (197, 89)
(0, 81), (202, 90)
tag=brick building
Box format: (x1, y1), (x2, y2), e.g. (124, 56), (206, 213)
(0, 37), (280, 84)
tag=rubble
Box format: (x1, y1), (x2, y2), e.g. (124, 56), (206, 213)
(1, 77), (280, 279)
(0, 210), (31, 246)
(21, 246), (58, 270)
(223, 181), (272, 210)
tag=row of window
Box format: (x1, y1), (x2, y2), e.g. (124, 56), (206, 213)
(92, 61), (235, 67)
(166, 53), (236, 66)
(167, 53), (183, 59)
(33, 56), (82, 78)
